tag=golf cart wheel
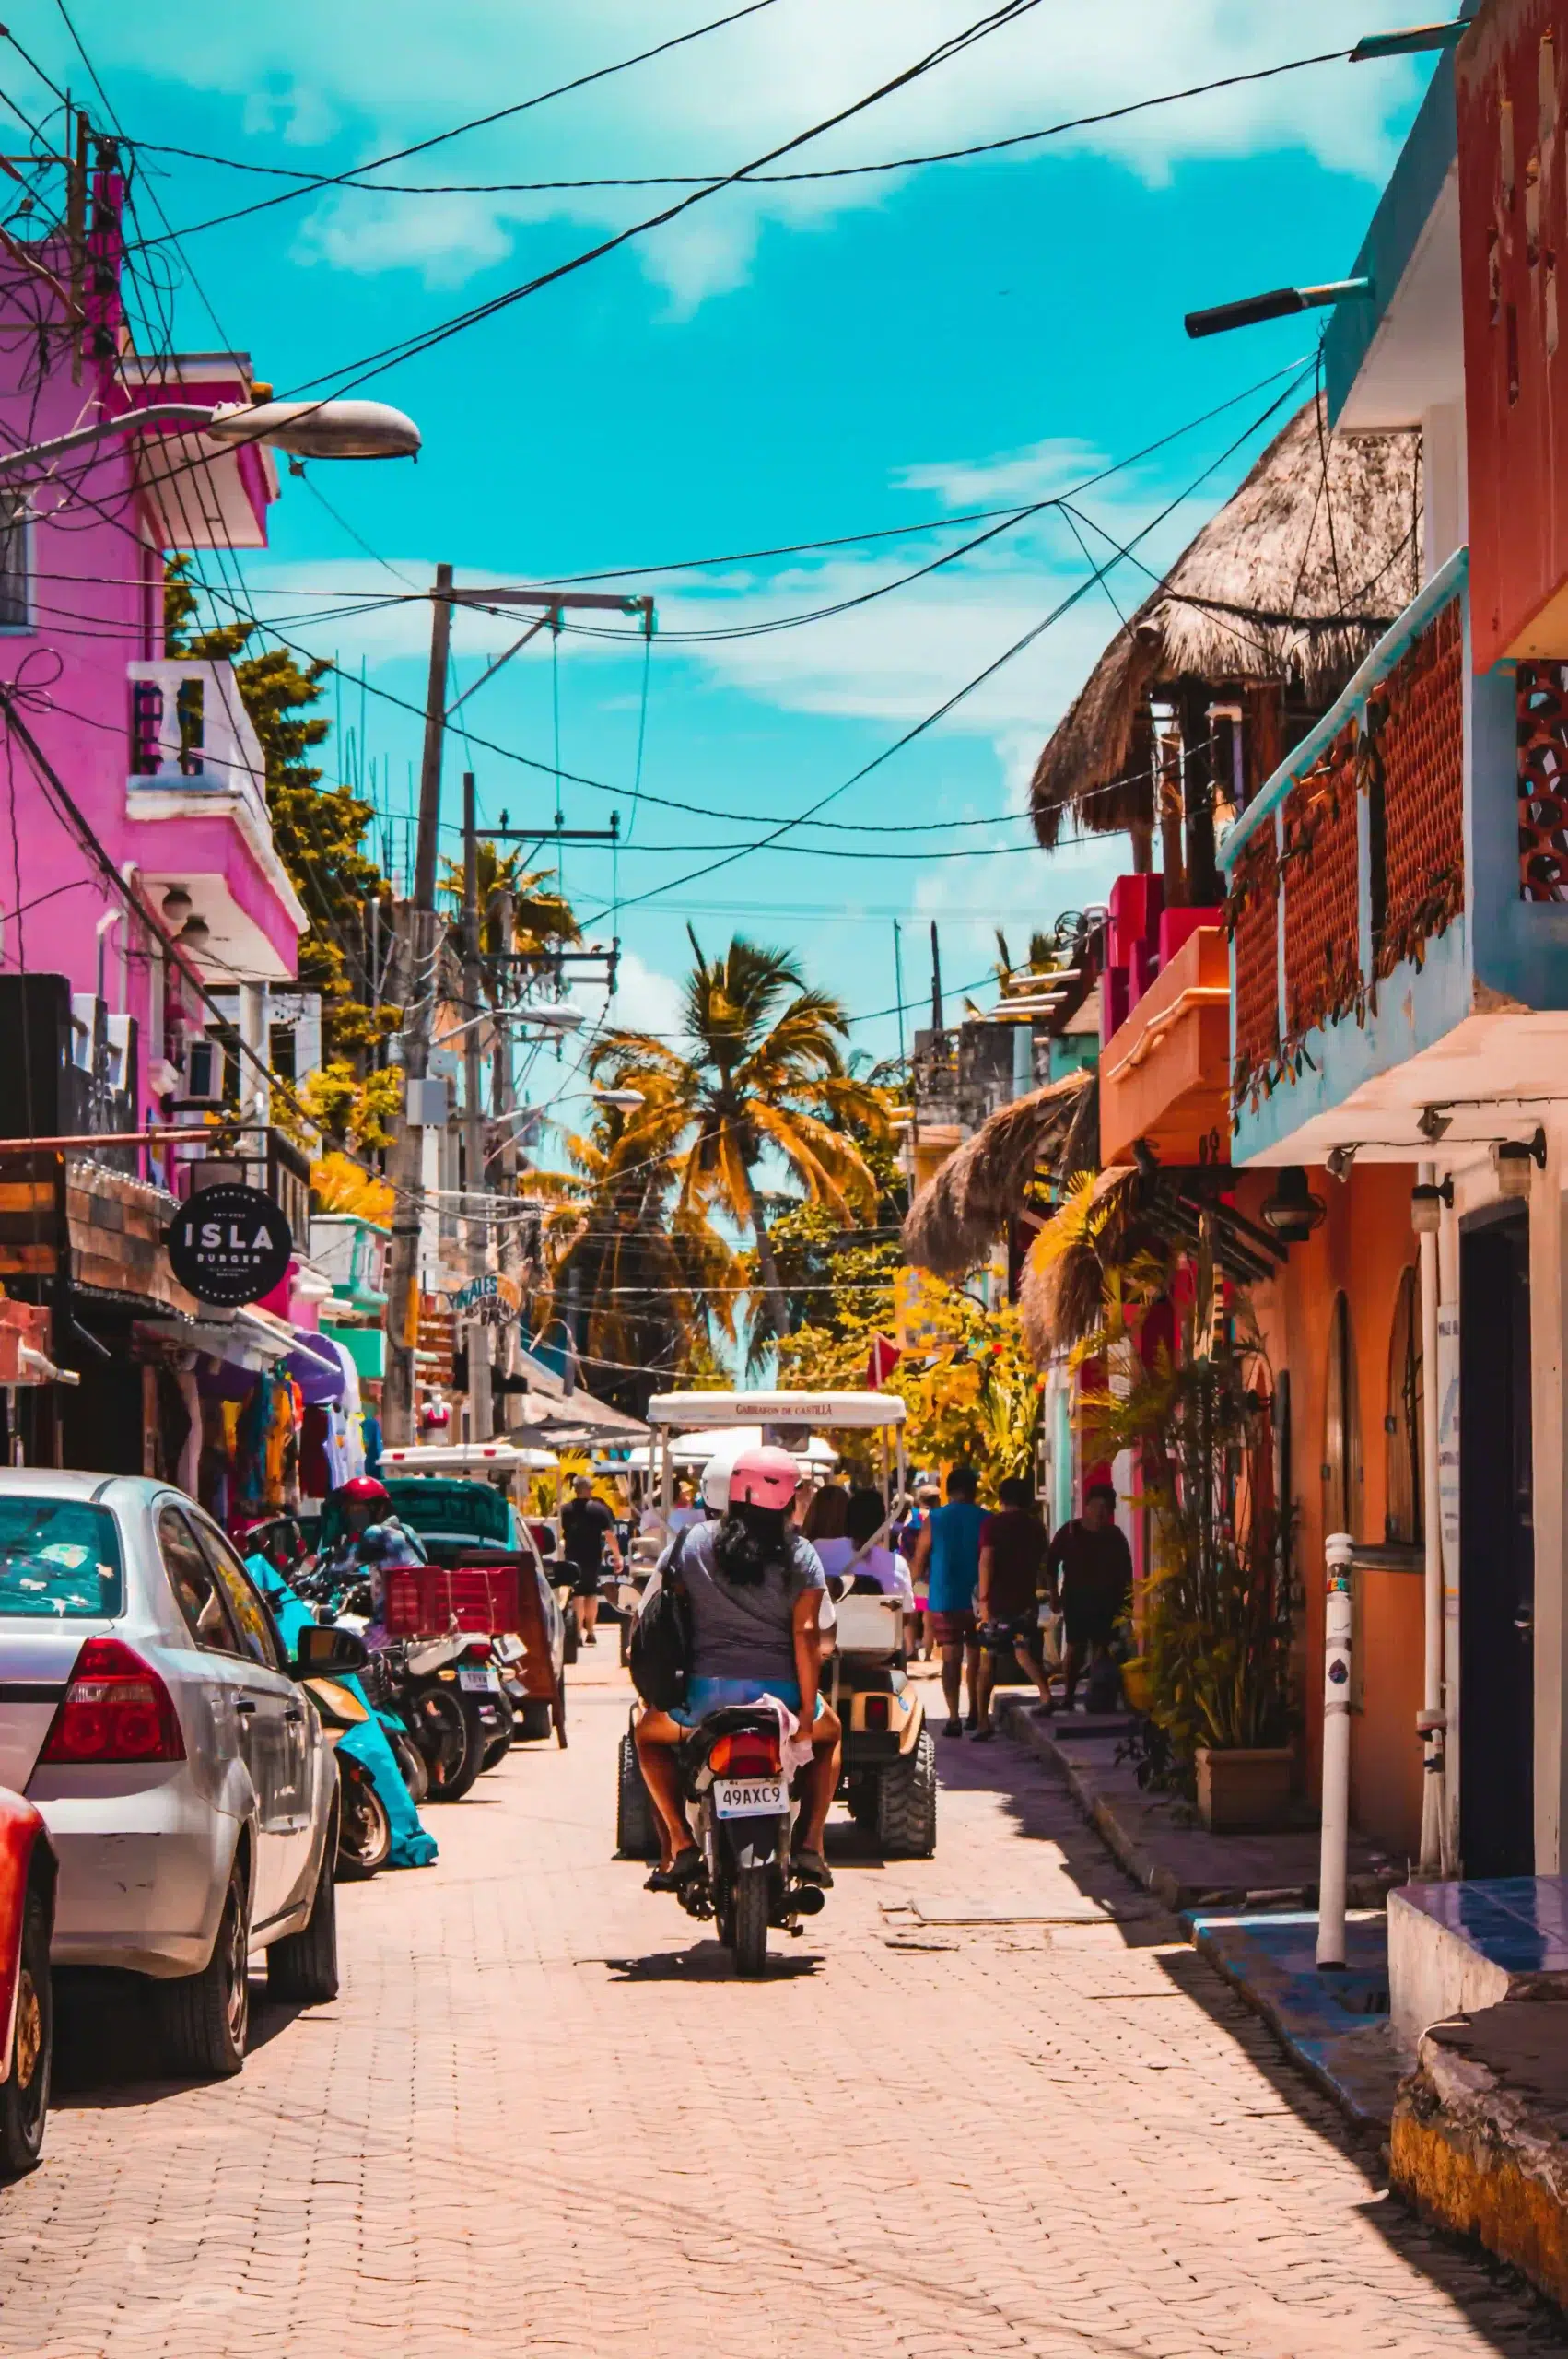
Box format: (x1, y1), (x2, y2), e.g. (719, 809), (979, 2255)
(877, 1729), (937, 1858)
(847, 1778), (879, 1830)
(615, 1731), (659, 1860)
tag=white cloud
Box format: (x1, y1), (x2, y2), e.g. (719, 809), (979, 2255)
(895, 438), (1106, 510)
(52, 1), (1423, 302)
(602, 945), (687, 1039)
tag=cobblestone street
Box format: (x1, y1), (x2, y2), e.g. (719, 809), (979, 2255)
(0, 1661), (1558, 2359)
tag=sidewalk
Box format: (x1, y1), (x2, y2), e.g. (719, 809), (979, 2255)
(992, 1694), (1415, 2133)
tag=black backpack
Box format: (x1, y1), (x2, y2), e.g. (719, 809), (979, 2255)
(627, 1531), (693, 1711)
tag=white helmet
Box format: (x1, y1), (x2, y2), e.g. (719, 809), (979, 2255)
(700, 1446), (739, 1513)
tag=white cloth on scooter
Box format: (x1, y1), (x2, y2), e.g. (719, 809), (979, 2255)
(749, 1690), (816, 1781)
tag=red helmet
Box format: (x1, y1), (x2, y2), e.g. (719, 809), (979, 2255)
(340, 1475), (390, 1503)
(727, 1445), (801, 1513)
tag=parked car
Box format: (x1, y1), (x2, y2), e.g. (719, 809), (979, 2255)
(0, 1786), (53, 2177)
(0, 1473), (362, 2079)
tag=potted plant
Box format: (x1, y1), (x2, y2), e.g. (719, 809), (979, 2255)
(1080, 1265), (1297, 1828)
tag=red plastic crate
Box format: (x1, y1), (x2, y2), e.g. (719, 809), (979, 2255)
(383, 1562), (521, 1637)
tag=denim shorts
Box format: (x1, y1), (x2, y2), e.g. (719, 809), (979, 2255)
(673, 1674), (825, 1728)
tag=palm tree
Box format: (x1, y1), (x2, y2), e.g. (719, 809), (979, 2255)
(437, 840), (579, 967)
(546, 1086), (748, 1414)
(591, 932), (888, 1345)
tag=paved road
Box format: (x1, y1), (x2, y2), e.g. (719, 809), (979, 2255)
(0, 1659), (1558, 2359)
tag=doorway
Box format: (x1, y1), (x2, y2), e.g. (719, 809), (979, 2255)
(1459, 1205), (1535, 1879)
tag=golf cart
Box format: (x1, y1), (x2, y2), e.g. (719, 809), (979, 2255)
(618, 1390), (934, 1860)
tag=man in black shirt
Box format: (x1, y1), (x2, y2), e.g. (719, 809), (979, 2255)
(561, 1473), (623, 1646)
(1047, 1482), (1132, 1710)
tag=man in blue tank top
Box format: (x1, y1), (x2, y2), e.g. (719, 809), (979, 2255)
(911, 1465), (987, 1737)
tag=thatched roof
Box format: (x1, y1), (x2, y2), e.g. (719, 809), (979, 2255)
(1030, 394), (1421, 848)
(902, 1071), (1094, 1281)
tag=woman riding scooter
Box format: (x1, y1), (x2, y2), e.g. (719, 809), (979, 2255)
(633, 1443), (842, 1895)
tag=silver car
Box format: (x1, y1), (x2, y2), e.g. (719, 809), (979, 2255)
(0, 1471), (349, 2077)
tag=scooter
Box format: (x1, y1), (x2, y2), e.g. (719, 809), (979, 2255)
(620, 1708), (825, 1977)
(358, 1633), (495, 1802)
(301, 1673), (393, 1878)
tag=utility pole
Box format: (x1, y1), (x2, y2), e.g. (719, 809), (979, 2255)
(383, 561), (452, 1446)
(892, 919), (907, 1070)
(930, 921), (944, 1033)
(461, 771), (493, 1443)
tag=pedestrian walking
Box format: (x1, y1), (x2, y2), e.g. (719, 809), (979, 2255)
(971, 1475), (1053, 1738)
(562, 1473), (624, 1647)
(898, 1482), (940, 1659)
(911, 1465), (987, 1737)
(1047, 1482), (1132, 1710)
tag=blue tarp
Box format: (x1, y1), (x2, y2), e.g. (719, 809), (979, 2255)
(247, 1555), (438, 1870)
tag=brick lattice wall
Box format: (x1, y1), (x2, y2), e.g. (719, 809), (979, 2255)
(1281, 722), (1361, 1041)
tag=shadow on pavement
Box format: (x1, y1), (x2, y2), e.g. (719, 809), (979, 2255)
(943, 1727), (1564, 2353)
(597, 1939), (823, 1982)
(52, 1966), (308, 2106)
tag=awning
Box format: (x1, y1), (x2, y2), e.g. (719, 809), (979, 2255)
(505, 1385), (649, 1449)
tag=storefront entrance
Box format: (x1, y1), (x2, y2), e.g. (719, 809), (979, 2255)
(1459, 1204), (1536, 1878)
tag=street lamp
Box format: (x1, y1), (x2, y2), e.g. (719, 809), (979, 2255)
(591, 1087), (644, 1110)
(0, 396), (422, 478)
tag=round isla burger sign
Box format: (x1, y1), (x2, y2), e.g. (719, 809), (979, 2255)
(166, 1184), (293, 1308)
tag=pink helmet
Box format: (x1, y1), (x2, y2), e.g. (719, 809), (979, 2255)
(726, 1444), (801, 1513)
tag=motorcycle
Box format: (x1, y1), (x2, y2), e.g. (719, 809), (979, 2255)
(622, 1707), (825, 1978)
(357, 1632), (502, 1802)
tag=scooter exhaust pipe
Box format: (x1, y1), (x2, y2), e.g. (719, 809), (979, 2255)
(790, 1884), (826, 1915)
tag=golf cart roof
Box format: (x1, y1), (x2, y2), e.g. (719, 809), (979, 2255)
(380, 1443), (559, 1474)
(645, 1390), (906, 1431)
(625, 1428), (840, 1471)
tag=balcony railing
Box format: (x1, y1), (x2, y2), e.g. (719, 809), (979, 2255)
(1223, 549), (1468, 1125)
(127, 660), (268, 829)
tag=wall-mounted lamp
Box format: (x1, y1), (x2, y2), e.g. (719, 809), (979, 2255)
(1494, 1128), (1548, 1201)
(1326, 1144), (1358, 1183)
(159, 886), (193, 926)
(1260, 1165), (1326, 1245)
(1349, 22), (1467, 65)
(1410, 1176), (1455, 1235)
(1417, 1104), (1453, 1144)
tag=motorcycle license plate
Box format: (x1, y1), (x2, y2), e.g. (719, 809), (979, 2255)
(458, 1665), (494, 1692)
(713, 1777), (786, 1819)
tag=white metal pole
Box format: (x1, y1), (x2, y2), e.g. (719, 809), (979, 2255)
(1417, 1159), (1446, 1877)
(1316, 1530), (1355, 1968)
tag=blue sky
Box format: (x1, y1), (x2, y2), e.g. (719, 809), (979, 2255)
(13, 2), (1432, 1125)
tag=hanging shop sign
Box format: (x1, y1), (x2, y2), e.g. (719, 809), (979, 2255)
(444, 1272), (522, 1326)
(165, 1184), (293, 1308)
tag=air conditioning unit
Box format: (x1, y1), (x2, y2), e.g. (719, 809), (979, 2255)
(406, 1076), (450, 1128)
(69, 992), (99, 1072)
(104, 1015), (134, 1094)
(180, 1037), (225, 1108)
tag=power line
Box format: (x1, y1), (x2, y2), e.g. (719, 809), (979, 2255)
(276, 0), (1049, 400)
(125, 45), (1359, 217)
(577, 362), (1316, 930)
(113, 0), (784, 251)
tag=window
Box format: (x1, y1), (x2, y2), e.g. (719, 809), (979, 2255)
(0, 1498), (123, 1619)
(0, 495), (29, 630)
(158, 1506), (244, 1658)
(193, 1518), (284, 1673)
(1385, 1265), (1423, 1546)
(1323, 1290), (1363, 1539)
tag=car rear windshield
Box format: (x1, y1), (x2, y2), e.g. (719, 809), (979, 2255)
(0, 1498), (123, 1618)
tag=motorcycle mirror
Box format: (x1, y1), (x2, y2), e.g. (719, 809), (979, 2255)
(292, 1622), (370, 1678)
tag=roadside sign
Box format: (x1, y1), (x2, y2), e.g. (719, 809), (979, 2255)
(166, 1183), (293, 1307)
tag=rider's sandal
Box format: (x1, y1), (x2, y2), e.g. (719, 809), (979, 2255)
(645, 1847), (702, 1894)
(793, 1849), (834, 1890)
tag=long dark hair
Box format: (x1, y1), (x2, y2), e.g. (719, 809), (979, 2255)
(713, 1501), (802, 1588)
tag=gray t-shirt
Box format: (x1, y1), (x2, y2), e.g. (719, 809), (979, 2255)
(662, 1519), (825, 1685)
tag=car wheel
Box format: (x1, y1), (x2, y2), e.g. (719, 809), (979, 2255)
(267, 1832), (340, 2005)
(519, 1697), (555, 1743)
(161, 1858), (250, 2079)
(0, 1882), (51, 2178)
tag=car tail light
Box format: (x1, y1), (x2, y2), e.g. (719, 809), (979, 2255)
(39, 1637), (185, 1765)
(463, 1638), (492, 1661)
(865, 1695), (891, 1732)
(710, 1732), (780, 1778)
